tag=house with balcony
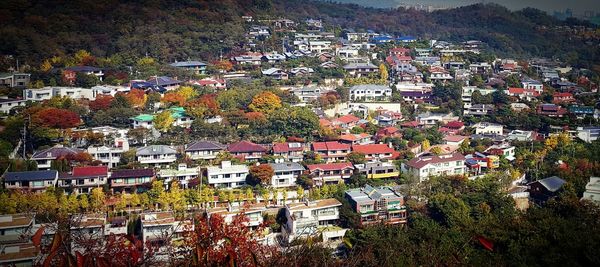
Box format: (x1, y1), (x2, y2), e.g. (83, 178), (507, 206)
(349, 84), (392, 101)
(227, 141), (267, 161)
(109, 169), (155, 193)
(69, 214), (106, 252)
(169, 60), (207, 74)
(206, 161), (249, 189)
(416, 112), (459, 127)
(282, 199), (346, 244)
(185, 140), (226, 161)
(537, 104), (567, 118)
(464, 104), (494, 116)
(472, 122), (504, 135)
(262, 68), (288, 80)
(158, 164), (199, 190)
(576, 127), (600, 143)
(0, 97), (26, 114)
(292, 86), (327, 103)
(4, 170), (58, 192)
(355, 162), (399, 179)
(307, 162), (354, 186)
(0, 243), (39, 266)
(311, 142), (351, 163)
(507, 130), (536, 142)
(30, 146), (83, 170)
(136, 145), (177, 167)
(269, 162), (304, 188)
(352, 144), (396, 161)
(429, 66), (453, 83)
(0, 72), (30, 87)
(87, 137), (129, 168)
(552, 92), (574, 104)
(339, 133), (372, 145)
(0, 213), (35, 245)
(140, 211), (193, 257)
(346, 185), (407, 225)
(343, 62), (378, 78)
(272, 142), (305, 162)
(507, 87), (540, 101)
(207, 204), (266, 230)
(58, 166), (108, 194)
(402, 153), (467, 182)
(521, 78), (544, 93)
(331, 114), (361, 129)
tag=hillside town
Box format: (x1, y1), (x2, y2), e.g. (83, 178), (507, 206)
(0, 10), (599, 266)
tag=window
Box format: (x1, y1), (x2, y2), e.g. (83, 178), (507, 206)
(456, 161), (462, 166)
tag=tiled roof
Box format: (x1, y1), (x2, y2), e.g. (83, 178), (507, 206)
(444, 135), (468, 143)
(31, 147), (83, 159)
(272, 142), (304, 153)
(227, 141), (266, 153)
(405, 153), (465, 169)
(72, 166), (108, 177)
(147, 76), (181, 86)
(333, 114), (360, 124)
(110, 169), (154, 179)
(352, 144), (395, 155)
(307, 162), (354, 172)
(287, 198), (341, 211)
(4, 170), (57, 182)
(185, 141), (225, 151)
(339, 133), (371, 142)
(445, 121), (464, 129)
(136, 145), (177, 156)
(312, 141), (350, 151)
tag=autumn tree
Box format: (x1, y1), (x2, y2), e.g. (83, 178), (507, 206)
(249, 164), (275, 186)
(153, 111), (174, 132)
(379, 63), (388, 81)
(90, 187), (106, 212)
(125, 89), (147, 108)
(249, 91), (282, 114)
(89, 95), (114, 111)
(33, 108), (81, 129)
(161, 92), (186, 107)
(177, 86), (197, 100)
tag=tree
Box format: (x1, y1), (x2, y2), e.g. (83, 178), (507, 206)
(249, 164), (275, 186)
(147, 180), (164, 207)
(33, 108), (81, 129)
(90, 187), (105, 211)
(430, 146), (443, 155)
(379, 63), (388, 81)
(89, 95), (114, 111)
(350, 126), (365, 134)
(421, 139), (431, 151)
(169, 181), (186, 211)
(75, 73), (99, 88)
(177, 86), (197, 100)
(153, 111), (174, 132)
(249, 91), (282, 114)
(125, 89), (147, 108)
(347, 152), (366, 164)
(161, 92), (186, 107)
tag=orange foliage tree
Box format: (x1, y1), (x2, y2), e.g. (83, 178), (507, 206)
(249, 164), (274, 186)
(89, 95), (114, 111)
(161, 92), (186, 107)
(33, 108), (81, 129)
(125, 89), (147, 108)
(248, 92), (282, 114)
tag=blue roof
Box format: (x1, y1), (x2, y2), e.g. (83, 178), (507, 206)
(5, 170), (57, 182)
(532, 176), (566, 192)
(146, 76), (181, 87)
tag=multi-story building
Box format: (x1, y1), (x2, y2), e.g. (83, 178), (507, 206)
(349, 84), (392, 101)
(158, 164), (199, 189)
(0, 243), (39, 266)
(521, 78), (544, 93)
(206, 161), (249, 189)
(537, 104), (567, 118)
(227, 141), (267, 161)
(87, 137), (129, 168)
(0, 97), (26, 114)
(0, 72), (30, 87)
(343, 62), (379, 78)
(352, 144), (396, 161)
(472, 122), (504, 135)
(24, 87), (96, 101)
(429, 66), (453, 82)
(58, 166), (108, 194)
(582, 177), (600, 204)
(207, 204), (266, 230)
(272, 142), (305, 162)
(4, 170), (58, 192)
(30, 146), (83, 170)
(169, 61), (207, 74)
(0, 213), (35, 244)
(416, 112), (459, 127)
(282, 199), (346, 243)
(345, 185), (407, 225)
(339, 133), (373, 145)
(311, 142), (351, 163)
(307, 162), (354, 186)
(269, 162), (304, 188)
(507, 130), (536, 142)
(140, 212), (193, 257)
(402, 153), (467, 182)
(355, 162), (399, 179)
(136, 145), (177, 167)
(576, 127), (600, 143)
(109, 169), (155, 193)
(185, 140), (226, 161)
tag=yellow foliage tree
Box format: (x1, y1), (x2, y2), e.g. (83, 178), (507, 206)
(177, 86), (198, 100)
(90, 187), (106, 211)
(379, 63), (388, 81)
(249, 92), (282, 114)
(422, 139), (431, 151)
(153, 111), (174, 132)
(74, 50), (92, 64)
(40, 60), (52, 72)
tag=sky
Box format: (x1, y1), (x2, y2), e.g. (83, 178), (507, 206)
(324, 0), (599, 15)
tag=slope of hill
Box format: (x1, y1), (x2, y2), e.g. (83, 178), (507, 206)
(0, 0), (597, 69)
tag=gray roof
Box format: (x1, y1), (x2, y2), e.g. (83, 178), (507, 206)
(343, 62), (378, 70)
(170, 61), (207, 67)
(350, 84), (391, 92)
(5, 170), (58, 182)
(345, 185), (402, 203)
(269, 162), (305, 172)
(31, 147), (84, 160)
(532, 176), (566, 192)
(136, 145), (177, 156)
(185, 141), (226, 152)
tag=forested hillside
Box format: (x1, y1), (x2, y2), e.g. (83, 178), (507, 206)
(0, 0), (598, 70)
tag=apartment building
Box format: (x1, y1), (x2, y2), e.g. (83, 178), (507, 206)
(206, 161), (249, 189)
(282, 199), (346, 243)
(345, 185), (407, 225)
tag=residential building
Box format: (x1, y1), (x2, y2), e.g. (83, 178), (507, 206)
(206, 161), (249, 189)
(345, 185), (407, 225)
(0, 72), (30, 87)
(307, 162), (354, 186)
(569, 105), (596, 119)
(331, 114), (361, 129)
(292, 86), (326, 103)
(262, 68), (288, 80)
(69, 214), (106, 252)
(0, 97), (26, 114)
(416, 112), (459, 126)
(528, 176), (566, 205)
(349, 84), (392, 101)
(170, 61), (207, 74)
(227, 141), (267, 161)
(352, 144), (396, 161)
(581, 177), (600, 204)
(136, 145), (177, 167)
(537, 104), (567, 117)
(207, 204), (266, 230)
(443, 135), (469, 146)
(0, 213), (35, 244)
(339, 133), (372, 145)
(131, 108), (194, 130)
(269, 162), (304, 188)
(472, 122), (504, 135)
(272, 142), (305, 162)
(24, 87), (95, 101)
(140, 212), (192, 254)
(289, 67), (314, 77)
(4, 170), (58, 192)
(30, 146), (83, 170)
(91, 85), (130, 97)
(63, 66), (104, 83)
(375, 126), (401, 141)
(87, 137), (129, 168)
(464, 104), (494, 116)
(552, 92), (574, 103)
(311, 142), (351, 163)
(158, 164), (199, 189)
(400, 91), (432, 103)
(576, 127), (600, 143)
(355, 162), (399, 179)
(343, 62), (378, 78)
(485, 143), (516, 161)
(185, 140), (226, 160)
(0, 243), (39, 266)
(109, 169), (155, 193)
(402, 153), (466, 182)
(58, 166), (108, 194)
(507, 87), (540, 101)
(147, 76), (181, 91)
(507, 130), (536, 142)
(189, 78), (226, 90)
(429, 66), (453, 82)
(521, 78), (544, 93)
(282, 199), (346, 243)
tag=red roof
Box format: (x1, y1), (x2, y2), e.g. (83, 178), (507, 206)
(508, 87), (524, 94)
(319, 118), (332, 127)
(444, 121), (464, 129)
(352, 144), (395, 155)
(339, 133), (371, 142)
(307, 162), (354, 172)
(272, 142), (304, 153)
(376, 126), (399, 136)
(333, 114), (360, 125)
(553, 92), (573, 98)
(312, 142), (350, 151)
(401, 121), (420, 128)
(227, 141), (266, 153)
(72, 166), (108, 177)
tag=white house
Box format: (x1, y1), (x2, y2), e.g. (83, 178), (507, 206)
(87, 137), (129, 168)
(269, 162), (304, 188)
(402, 153), (467, 182)
(416, 112), (459, 126)
(158, 164), (199, 189)
(582, 177), (600, 204)
(184, 140), (226, 160)
(521, 78), (544, 93)
(24, 87), (95, 101)
(349, 84), (392, 101)
(136, 145), (177, 167)
(206, 161), (249, 189)
(0, 213), (34, 244)
(282, 199), (346, 244)
(472, 122), (504, 135)
(0, 97), (26, 114)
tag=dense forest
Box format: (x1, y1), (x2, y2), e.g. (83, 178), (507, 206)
(0, 0), (598, 71)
